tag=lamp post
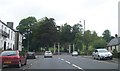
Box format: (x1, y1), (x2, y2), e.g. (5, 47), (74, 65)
(80, 19), (85, 34)
(80, 19), (85, 54)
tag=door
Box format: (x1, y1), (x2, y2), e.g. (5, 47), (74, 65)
(4, 42), (6, 50)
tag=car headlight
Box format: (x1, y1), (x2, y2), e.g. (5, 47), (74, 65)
(108, 54), (112, 56)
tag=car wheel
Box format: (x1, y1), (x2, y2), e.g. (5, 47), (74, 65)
(16, 61), (22, 68)
(98, 56), (101, 60)
(34, 56), (36, 59)
(93, 55), (96, 59)
(110, 57), (112, 60)
(44, 56), (46, 58)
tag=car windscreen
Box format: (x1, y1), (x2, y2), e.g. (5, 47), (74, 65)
(1, 51), (17, 56)
(28, 52), (34, 54)
(98, 49), (108, 53)
(45, 51), (51, 53)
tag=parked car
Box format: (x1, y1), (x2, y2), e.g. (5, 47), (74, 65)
(0, 50), (27, 68)
(72, 51), (78, 56)
(27, 52), (36, 59)
(92, 49), (113, 60)
(44, 51), (52, 58)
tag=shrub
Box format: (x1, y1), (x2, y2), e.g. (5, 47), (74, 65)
(113, 49), (119, 58)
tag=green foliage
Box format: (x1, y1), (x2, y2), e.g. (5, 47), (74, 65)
(102, 29), (111, 42)
(74, 32), (83, 51)
(93, 38), (107, 49)
(31, 17), (58, 51)
(113, 49), (119, 58)
(60, 23), (73, 44)
(16, 16), (37, 51)
(17, 16), (113, 54)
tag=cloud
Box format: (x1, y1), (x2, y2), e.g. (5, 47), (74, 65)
(0, 0), (119, 36)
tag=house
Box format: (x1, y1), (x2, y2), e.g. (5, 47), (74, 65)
(0, 20), (23, 51)
(14, 30), (23, 51)
(107, 37), (120, 53)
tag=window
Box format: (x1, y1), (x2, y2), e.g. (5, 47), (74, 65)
(11, 31), (12, 40)
(8, 30), (10, 38)
(2, 25), (3, 30)
(1, 51), (17, 56)
(5, 27), (6, 32)
(8, 43), (9, 49)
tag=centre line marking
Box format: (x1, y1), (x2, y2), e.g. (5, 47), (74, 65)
(65, 60), (71, 64)
(72, 64), (83, 70)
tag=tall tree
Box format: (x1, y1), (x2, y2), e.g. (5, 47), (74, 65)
(60, 23), (73, 43)
(72, 23), (83, 40)
(84, 30), (92, 55)
(74, 32), (83, 51)
(32, 17), (58, 51)
(16, 16), (37, 51)
(102, 29), (111, 42)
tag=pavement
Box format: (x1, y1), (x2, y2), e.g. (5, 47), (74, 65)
(81, 55), (119, 64)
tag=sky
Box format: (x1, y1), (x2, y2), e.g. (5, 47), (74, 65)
(0, 0), (119, 36)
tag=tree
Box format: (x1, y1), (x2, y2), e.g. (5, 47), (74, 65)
(60, 23), (73, 43)
(74, 32), (83, 51)
(72, 23), (83, 40)
(93, 37), (107, 49)
(84, 30), (92, 55)
(16, 16), (37, 51)
(102, 29), (111, 42)
(32, 17), (58, 51)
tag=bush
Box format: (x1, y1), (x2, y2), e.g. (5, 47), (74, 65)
(112, 49), (119, 58)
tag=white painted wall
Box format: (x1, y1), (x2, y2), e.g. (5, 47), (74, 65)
(18, 33), (23, 51)
(0, 22), (15, 50)
(108, 45), (120, 53)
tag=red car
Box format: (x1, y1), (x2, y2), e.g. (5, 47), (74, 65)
(0, 50), (27, 68)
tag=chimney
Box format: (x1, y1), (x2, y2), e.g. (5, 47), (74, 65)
(7, 22), (13, 28)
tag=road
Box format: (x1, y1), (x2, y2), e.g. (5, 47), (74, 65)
(2, 55), (119, 71)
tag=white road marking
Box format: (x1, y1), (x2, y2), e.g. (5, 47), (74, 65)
(61, 59), (64, 61)
(58, 57), (83, 70)
(65, 60), (71, 64)
(58, 58), (64, 61)
(30, 64), (32, 65)
(72, 64), (83, 70)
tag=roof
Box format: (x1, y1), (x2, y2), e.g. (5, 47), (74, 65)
(107, 37), (120, 46)
(0, 20), (15, 32)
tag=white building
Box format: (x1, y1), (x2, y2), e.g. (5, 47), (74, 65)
(14, 31), (23, 51)
(0, 20), (23, 51)
(107, 37), (120, 53)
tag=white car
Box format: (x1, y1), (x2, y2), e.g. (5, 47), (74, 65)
(72, 51), (78, 56)
(44, 51), (53, 58)
(92, 49), (113, 60)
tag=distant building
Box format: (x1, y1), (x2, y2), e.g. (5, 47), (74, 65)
(107, 36), (120, 53)
(0, 20), (23, 51)
(14, 31), (23, 51)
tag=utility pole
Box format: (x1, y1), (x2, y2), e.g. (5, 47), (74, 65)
(73, 43), (75, 52)
(80, 19), (85, 54)
(58, 42), (60, 55)
(69, 44), (71, 53)
(54, 43), (56, 54)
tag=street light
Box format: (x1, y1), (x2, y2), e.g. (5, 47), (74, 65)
(79, 19), (85, 34)
(79, 19), (86, 54)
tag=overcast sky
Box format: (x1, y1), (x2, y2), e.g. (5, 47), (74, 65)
(0, 0), (119, 36)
